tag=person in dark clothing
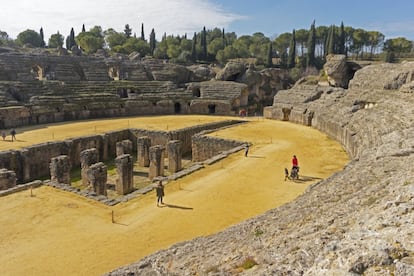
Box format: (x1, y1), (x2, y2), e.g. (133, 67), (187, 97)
(284, 168), (289, 181)
(245, 144), (249, 157)
(10, 129), (16, 142)
(155, 180), (165, 206)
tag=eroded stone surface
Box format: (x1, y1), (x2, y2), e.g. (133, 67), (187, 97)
(107, 61), (414, 275)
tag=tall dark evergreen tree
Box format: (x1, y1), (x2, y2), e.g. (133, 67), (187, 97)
(338, 21), (346, 55)
(201, 26), (207, 60)
(306, 20), (316, 68)
(141, 23), (145, 40)
(222, 28), (226, 48)
(326, 25), (335, 55)
(39, 27), (46, 48)
(82, 24), (86, 32)
(287, 29), (296, 68)
(124, 24), (132, 38)
(266, 42), (273, 68)
(149, 28), (156, 55)
(66, 27), (76, 50)
(191, 32), (197, 61)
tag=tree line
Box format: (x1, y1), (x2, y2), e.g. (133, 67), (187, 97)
(0, 21), (413, 69)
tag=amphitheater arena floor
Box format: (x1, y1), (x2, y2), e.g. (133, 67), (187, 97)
(0, 115), (349, 276)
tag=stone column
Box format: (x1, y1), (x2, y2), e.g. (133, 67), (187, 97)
(115, 154), (133, 195)
(116, 139), (133, 156)
(149, 145), (165, 180)
(0, 169), (17, 190)
(80, 148), (99, 186)
(50, 155), (71, 185)
(137, 136), (151, 167)
(167, 140), (182, 173)
(87, 162), (107, 196)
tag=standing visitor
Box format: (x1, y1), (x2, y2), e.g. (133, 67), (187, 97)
(245, 144), (249, 157)
(1, 131), (5, 141)
(10, 129), (16, 142)
(155, 180), (165, 206)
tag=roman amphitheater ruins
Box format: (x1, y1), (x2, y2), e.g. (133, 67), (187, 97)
(0, 49), (413, 275)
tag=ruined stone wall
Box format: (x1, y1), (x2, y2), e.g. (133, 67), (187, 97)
(0, 129), (130, 183)
(192, 135), (244, 162)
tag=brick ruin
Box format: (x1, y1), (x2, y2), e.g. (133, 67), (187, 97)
(0, 120), (247, 203)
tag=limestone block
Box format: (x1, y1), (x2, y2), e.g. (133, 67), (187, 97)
(149, 145), (165, 180)
(87, 162), (107, 196)
(50, 155), (71, 185)
(115, 154), (133, 195)
(0, 168), (17, 190)
(167, 140), (182, 173)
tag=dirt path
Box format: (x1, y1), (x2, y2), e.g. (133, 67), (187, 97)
(0, 116), (349, 276)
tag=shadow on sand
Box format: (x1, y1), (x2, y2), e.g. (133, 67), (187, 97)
(289, 175), (323, 183)
(159, 203), (193, 210)
(246, 155), (266, 159)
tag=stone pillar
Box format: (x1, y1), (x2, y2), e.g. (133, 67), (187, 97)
(167, 140), (182, 173)
(80, 148), (99, 186)
(149, 145), (165, 180)
(87, 162), (107, 196)
(137, 136), (151, 167)
(0, 169), (17, 190)
(116, 139), (133, 156)
(115, 154), (134, 195)
(50, 155), (71, 185)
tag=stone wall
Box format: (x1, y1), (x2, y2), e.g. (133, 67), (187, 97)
(192, 134), (245, 162)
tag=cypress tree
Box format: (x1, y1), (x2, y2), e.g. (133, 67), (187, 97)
(338, 22), (346, 55)
(287, 29), (296, 68)
(39, 27), (46, 48)
(222, 28), (226, 48)
(67, 27), (76, 49)
(201, 26), (207, 60)
(266, 42), (273, 68)
(327, 25), (335, 55)
(191, 32), (197, 61)
(306, 20), (316, 68)
(141, 23), (145, 40)
(82, 24), (86, 32)
(149, 28), (156, 55)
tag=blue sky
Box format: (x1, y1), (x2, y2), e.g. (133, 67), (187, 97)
(1, 0), (414, 41)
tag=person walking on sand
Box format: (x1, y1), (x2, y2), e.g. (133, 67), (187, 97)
(244, 144), (249, 157)
(1, 131), (5, 141)
(10, 129), (16, 142)
(155, 180), (165, 206)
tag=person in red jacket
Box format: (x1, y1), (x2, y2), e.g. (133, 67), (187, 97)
(292, 155), (298, 169)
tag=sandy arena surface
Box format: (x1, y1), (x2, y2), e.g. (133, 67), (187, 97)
(0, 115), (349, 276)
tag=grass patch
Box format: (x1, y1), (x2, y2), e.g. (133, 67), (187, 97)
(237, 256), (258, 270)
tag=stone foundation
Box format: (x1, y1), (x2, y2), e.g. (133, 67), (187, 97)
(149, 146), (165, 180)
(50, 155), (71, 185)
(80, 148), (99, 186)
(0, 169), (16, 190)
(87, 162), (107, 196)
(116, 140), (133, 156)
(137, 136), (151, 167)
(115, 154), (134, 195)
(167, 140), (182, 173)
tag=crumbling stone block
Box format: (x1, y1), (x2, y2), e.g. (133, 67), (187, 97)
(0, 169), (17, 190)
(80, 148), (99, 186)
(149, 145), (165, 180)
(137, 136), (151, 167)
(115, 154), (133, 195)
(87, 162), (107, 196)
(167, 140), (182, 173)
(50, 155), (71, 185)
(116, 139), (133, 156)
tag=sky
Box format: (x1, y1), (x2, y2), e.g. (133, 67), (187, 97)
(1, 0), (414, 41)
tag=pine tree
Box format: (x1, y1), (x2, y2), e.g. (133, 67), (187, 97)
(266, 42), (273, 68)
(149, 28), (156, 55)
(338, 22), (346, 55)
(124, 24), (132, 38)
(191, 32), (197, 61)
(82, 24), (86, 32)
(287, 29), (296, 68)
(141, 23), (145, 40)
(306, 20), (316, 68)
(39, 27), (46, 48)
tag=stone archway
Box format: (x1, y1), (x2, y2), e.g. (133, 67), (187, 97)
(31, 65), (44, 80)
(174, 103), (181, 114)
(208, 104), (216, 114)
